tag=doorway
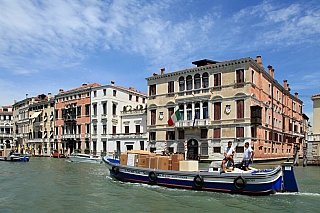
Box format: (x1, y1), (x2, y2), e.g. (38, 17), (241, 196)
(187, 139), (199, 160)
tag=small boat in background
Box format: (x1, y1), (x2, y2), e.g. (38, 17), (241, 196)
(102, 150), (299, 195)
(0, 152), (30, 162)
(68, 153), (102, 163)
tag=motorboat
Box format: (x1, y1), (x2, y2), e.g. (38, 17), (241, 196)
(102, 151), (299, 195)
(0, 152), (30, 162)
(68, 153), (102, 163)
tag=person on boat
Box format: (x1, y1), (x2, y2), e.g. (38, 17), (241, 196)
(242, 142), (254, 171)
(221, 141), (235, 171)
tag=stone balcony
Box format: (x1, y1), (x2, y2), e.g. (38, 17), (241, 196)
(175, 119), (209, 128)
(111, 133), (147, 139)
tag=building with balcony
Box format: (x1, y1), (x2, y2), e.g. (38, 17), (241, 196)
(146, 56), (307, 161)
(91, 81), (147, 157)
(13, 94), (31, 153)
(0, 105), (13, 149)
(54, 83), (100, 155)
(308, 94), (320, 163)
(27, 93), (55, 156)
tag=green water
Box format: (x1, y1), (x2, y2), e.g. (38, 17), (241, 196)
(0, 158), (319, 213)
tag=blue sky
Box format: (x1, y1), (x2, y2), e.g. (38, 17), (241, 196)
(0, 0), (319, 127)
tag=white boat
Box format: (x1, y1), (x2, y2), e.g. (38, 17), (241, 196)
(68, 153), (102, 163)
(0, 152), (30, 162)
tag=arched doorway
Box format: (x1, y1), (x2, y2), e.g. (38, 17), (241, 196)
(187, 139), (198, 160)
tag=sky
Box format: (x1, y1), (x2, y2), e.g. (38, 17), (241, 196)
(0, 0), (319, 127)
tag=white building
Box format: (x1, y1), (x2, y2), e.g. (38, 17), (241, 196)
(91, 82), (147, 157)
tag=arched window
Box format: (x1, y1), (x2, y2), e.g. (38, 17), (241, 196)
(203, 102), (208, 119)
(202, 72), (209, 88)
(187, 104), (192, 120)
(179, 105), (184, 120)
(195, 103), (200, 119)
(186, 75), (192, 90)
(179, 76), (185, 91)
(194, 74), (201, 89)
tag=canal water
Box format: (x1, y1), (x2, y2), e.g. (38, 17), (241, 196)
(0, 157), (319, 213)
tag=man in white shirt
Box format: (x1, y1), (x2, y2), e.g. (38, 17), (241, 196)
(221, 141), (235, 171)
(242, 142), (254, 171)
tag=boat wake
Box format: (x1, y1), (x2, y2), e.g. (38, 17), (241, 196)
(275, 192), (320, 197)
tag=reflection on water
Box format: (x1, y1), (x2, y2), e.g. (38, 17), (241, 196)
(0, 157), (319, 213)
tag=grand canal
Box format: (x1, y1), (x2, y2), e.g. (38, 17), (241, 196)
(0, 157), (319, 213)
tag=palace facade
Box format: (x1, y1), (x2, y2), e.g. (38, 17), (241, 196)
(146, 56), (307, 160)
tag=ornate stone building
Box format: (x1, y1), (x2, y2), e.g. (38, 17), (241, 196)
(146, 56), (307, 160)
(0, 105), (13, 149)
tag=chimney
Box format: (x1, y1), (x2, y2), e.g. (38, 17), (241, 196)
(48, 93), (52, 100)
(283, 80), (288, 90)
(129, 86), (134, 91)
(161, 68), (165, 75)
(287, 84), (291, 91)
(271, 68), (275, 78)
(295, 92), (298, 98)
(153, 73), (158, 76)
(111, 81), (115, 85)
(82, 83), (87, 87)
(267, 65), (273, 76)
(26, 94), (28, 99)
(59, 89), (64, 93)
(256, 55), (263, 67)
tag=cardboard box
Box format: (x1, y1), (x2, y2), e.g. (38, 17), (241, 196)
(138, 154), (147, 168)
(179, 160), (199, 171)
(156, 156), (170, 170)
(172, 154), (184, 163)
(172, 162), (180, 171)
(120, 154), (128, 165)
(146, 156), (156, 169)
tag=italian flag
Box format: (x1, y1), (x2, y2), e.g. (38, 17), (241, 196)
(168, 109), (181, 126)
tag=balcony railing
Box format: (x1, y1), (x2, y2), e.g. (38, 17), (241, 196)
(63, 114), (77, 121)
(0, 133), (13, 138)
(28, 138), (43, 143)
(111, 133), (147, 139)
(101, 114), (107, 120)
(61, 134), (80, 139)
(175, 119), (209, 128)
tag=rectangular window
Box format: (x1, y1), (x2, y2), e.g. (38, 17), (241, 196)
(93, 104), (97, 116)
(135, 125), (140, 134)
(142, 98), (145, 104)
(103, 89), (106, 96)
(236, 127), (244, 138)
(113, 90), (116, 97)
(112, 126), (116, 135)
(77, 125), (81, 134)
(125, 126), (129, 134)
(237, 100), (244, 118)
(213, 73), (221, 86)
(214, 128), (221, 138)
(178, 130), (184, 139)
(150, 132), (156, 141)
(214, 102), (221, 120)
(201, 129), (208, 138)
(166, 131), (175, 140)
(151, 109), (156, 125)
(168, 81), (174, 93)
(236, 69), (244, 83)
(86, 124), (90, 133)
(213, 147), (221, 153)
(103, 125), (107, 134)
(149, 84), (156, 96)
(85, 104), (90, 116)
(136, 96), (139, 102)
(129, 94), (132, 100)
(93, 91), (97, 97)
(77, 106), (81, 117)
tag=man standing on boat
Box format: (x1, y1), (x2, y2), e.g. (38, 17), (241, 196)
(242, 142), (254, 171)
(221, 141), (235, 171)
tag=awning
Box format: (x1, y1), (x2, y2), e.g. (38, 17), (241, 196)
(30, 111), (42, 122)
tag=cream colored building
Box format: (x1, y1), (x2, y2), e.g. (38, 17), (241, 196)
(146, 56), (306, 161)
(28, 93), (55, 156)
(310, 95), (320, 157)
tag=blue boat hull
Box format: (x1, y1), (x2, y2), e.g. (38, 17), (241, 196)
(103, 157), (287, 195)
